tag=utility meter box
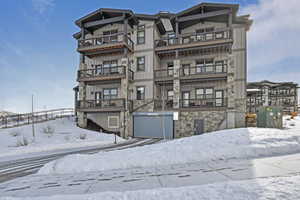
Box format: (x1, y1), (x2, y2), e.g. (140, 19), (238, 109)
(257, 106), (283, 129)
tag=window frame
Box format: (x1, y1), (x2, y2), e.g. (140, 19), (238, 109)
(136, 56), (145, 72)
(137, 25), (145, 45)
(136, 86), (145, 100)
(103, 88), (118, 99)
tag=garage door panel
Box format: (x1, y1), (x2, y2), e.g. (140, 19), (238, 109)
(133, 113), (173, 139)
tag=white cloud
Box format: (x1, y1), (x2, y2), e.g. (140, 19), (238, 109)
(242, 0), (300, 73)
(32, 0), (54, 14)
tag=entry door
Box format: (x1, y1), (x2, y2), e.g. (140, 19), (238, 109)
(194, 119), (204, 135)
(95, 92), (102, 107)
(182, 91), (190, 107)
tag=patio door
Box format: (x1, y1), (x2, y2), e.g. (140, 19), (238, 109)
(182, 91), (190, 107)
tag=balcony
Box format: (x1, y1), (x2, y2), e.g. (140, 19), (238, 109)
(179, 98), (227, 110)
(180, 64), (227, 81)
(76, 99), (125, 112)
(154, 28), (232, 55)
(154, 99), (174, 110)
(154, 68), (174, 83)
(77, 32), (134, 56)
(77, 66), (134, 83)
(154, 64), (227, 83)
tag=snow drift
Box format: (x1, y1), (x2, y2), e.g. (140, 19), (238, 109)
(38, 117), (300, 175)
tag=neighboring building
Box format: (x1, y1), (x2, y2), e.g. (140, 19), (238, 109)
(73, 3), (252, 139)
(247, 81), (298, 113)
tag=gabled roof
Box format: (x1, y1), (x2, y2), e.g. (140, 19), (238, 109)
(175, 2), (239, 18)
(75, 8), (138, 27)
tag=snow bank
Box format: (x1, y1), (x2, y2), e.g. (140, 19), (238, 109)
(0, 117), (124, 158)
(39, 117), (300, 175)
(2, 175), (300, 200)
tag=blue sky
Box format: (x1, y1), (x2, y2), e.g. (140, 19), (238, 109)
(0, 0), (299, 113)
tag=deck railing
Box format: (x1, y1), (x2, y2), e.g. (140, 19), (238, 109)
(78, 32), (134, 50)
(76, 99), (125, 110)
(154, 99), (174, 110)
(180, 64), (227, 77)
(154, 28), (232, 48)
(0, 108), (74, 129)
(154, 63), (227, 80)
(78, 66), (125, 80)
(179, 98), (227, 108)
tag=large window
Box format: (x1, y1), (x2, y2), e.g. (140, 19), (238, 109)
(196, 59), (214, 73)
(196, 88), (214, 99)
(103, 29), (118, 43)
(215, 60), (227, 73)
(137, 25), (145, 44)
(167, 90), (174, 100)
(103, 60), (118, 74)
(136, 86), (145, 100)
(103, 88), (118, 99)
(137, 56), (145, 71)
(196, 27), (214, 41)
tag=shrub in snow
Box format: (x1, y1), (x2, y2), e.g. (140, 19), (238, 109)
(42, 125), (55, 137)
(10, 131), (20, 137)
(16, 136), (29, 147)
(79, 133), (87, 140)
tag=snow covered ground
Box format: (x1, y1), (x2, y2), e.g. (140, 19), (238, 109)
(1, 175), (300, 200)
(39, 116), (300, 175)
(0, 117), (124, 158)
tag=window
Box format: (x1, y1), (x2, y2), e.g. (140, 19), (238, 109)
(103, 29), (118, 43)
(137, 56), (145, 71)
(167, 90), (174, 100)
(108, 116), (119, 129)
(215, 60), (227, 73)
(196, 27), (214, 41)
(196, 89), (204, 99)
(137, 25), (145, 44)
(182, 64), (190, 76)
(167, 63), (174, 76)
(215, 90), (224, 107)
(196, 59), (214, 73)
(95, 91), (102, 105)
(103, 88), (118, 99)
(136, 86), (145, 100)
(103, 60), (118, 74)
(168, 32), (176, 45)
(196, 88), (214, 99)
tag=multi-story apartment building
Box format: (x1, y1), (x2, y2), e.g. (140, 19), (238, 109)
(73, 3), (252, 139)
(247, 81), (298, 113)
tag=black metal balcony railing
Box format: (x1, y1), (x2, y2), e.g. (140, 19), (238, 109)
(154, 64), (227, 80)
(76, 99), (125, 110)
(179, 98), (227, 108)
(154, 68), (174, 80)
(180, 64), (227, 77)
(78, 32), (134, 50)
(154, 99), (174, 110)
(78, 66), (125, 80)
(154, 28), (232, 48)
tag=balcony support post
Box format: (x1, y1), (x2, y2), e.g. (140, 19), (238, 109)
(120, 58), (131, 138)
(123, 16), (128, 57)
(175, 18), (179, 58)
(173, 59), (181, 109)
(80, 22), (86, 64)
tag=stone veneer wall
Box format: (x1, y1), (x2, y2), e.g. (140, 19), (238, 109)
(174, 110), (226, 138)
